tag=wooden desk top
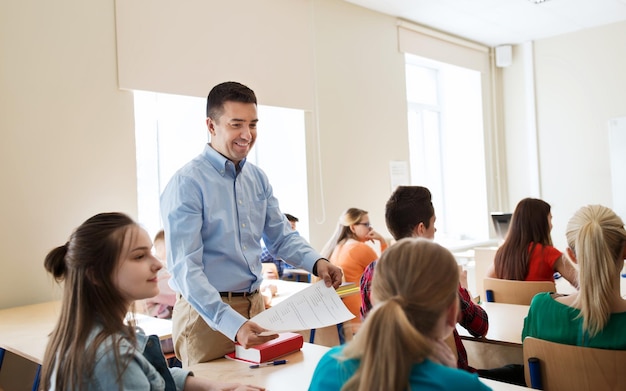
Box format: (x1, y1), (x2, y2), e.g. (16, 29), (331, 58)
(0, 301), (172, 364)
(190, 342), (531, 390)
(457, 302), (529, 346)
(0, 301), (61, 364)
(189, 342), (328, 390)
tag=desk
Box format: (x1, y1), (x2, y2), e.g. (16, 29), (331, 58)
(457, 302), (529, 346)
(189, 342), (327, 389)
(0, 301), (172, 364)
(134, 313), (173, 341)
(190, 342), (531, 390)
(266, 279), (311, 307)
(457, 302), (529, 369)
(0, 301), (61, 364)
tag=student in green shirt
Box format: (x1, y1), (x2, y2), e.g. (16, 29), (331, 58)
(523, 204), (626, 347)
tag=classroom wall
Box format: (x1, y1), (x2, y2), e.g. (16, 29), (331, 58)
(502, 21), (626, 248)
(0, 0), (137, 309)
(308, 0), (407, 246)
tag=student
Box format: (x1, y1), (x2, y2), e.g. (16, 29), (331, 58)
(41, 212), (263, 391)
(320, 207), (388, 334)
(523, 204), (626, 347)
(309, 238), (492, 391)
(144, 229), (176, 319)
(260, 213), (299, 278)
(160, 81), (343, 365)
(486, 197), (579, 288)
(360, 186), (488, 372)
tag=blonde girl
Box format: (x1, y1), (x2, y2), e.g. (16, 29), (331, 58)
(320, 208), (387, 334)
(309, 238), (491, 391)
(523, 205), (626, 346)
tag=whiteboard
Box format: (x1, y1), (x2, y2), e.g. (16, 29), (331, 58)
(609, 117), (626, 219)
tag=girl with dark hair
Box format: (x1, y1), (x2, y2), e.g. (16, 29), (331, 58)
(41, 212), (263, 391)
(486, 198), (578, 288)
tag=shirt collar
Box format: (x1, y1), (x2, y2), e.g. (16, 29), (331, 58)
(203, 143), (247, 176)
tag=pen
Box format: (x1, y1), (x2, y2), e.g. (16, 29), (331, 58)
(249, 359), (288, 369)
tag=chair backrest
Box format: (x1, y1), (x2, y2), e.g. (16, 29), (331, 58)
(523, 337), (626, 390)
(483, 277), (555, 305)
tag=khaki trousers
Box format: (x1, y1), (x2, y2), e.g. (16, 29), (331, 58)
(172, 293), (264, 366)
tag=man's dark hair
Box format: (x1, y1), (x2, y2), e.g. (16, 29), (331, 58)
(206, 81), (257, 119)
(385, 186), (434, 240)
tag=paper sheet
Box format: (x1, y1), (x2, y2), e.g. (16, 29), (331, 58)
(252, 280), (355, 335)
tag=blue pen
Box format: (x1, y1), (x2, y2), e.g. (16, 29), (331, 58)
(249, 359), (288, 369)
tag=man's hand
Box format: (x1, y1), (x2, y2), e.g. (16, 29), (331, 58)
(314, 259), (343, 288)
(235, 321), (278, 349)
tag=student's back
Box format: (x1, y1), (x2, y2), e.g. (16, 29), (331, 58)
(309, 238), (491, 391)
(523, 204), (626, 348)
(310, 346), (489, 391)
(487, 197), (578, 288)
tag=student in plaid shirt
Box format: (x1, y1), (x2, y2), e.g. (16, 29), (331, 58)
(359, 186), (489, 372)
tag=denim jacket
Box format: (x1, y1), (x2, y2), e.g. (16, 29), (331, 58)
(50, 324), (190, 390)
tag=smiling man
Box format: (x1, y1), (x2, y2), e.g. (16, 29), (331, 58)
(160, 81), (343, 365)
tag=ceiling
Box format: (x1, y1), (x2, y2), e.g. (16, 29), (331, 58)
(344, 0), (626, 47)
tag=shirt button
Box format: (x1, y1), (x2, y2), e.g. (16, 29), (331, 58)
(242, 223), (246, 228)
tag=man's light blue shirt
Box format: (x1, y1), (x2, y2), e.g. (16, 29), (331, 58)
(160, 144), (321, 340)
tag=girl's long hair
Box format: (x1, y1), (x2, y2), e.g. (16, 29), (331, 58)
(41, 212), (138, 391)
(320, 208), (368, 259)
(495, 198), (553, 280)
(567, 205), (626, 337)
(340, 238), (459, 391)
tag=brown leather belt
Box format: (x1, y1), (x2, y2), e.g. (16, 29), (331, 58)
(219, 289), (259, 298)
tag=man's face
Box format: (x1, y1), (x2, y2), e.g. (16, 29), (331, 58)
(207, 101), (258, 164)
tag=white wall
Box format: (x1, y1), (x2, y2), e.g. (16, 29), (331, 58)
(502, 21), (626, 248)
(309, 0), (407, 244)
(0, 0), (138, 309)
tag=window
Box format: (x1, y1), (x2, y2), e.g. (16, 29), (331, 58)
(134, 91), (310, 240)
(405, 54), (489, 243)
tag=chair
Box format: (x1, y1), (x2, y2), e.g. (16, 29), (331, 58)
(0, 347), (41, 391)
(523, 337), (626, 390)
(483, 277), (555, 305)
